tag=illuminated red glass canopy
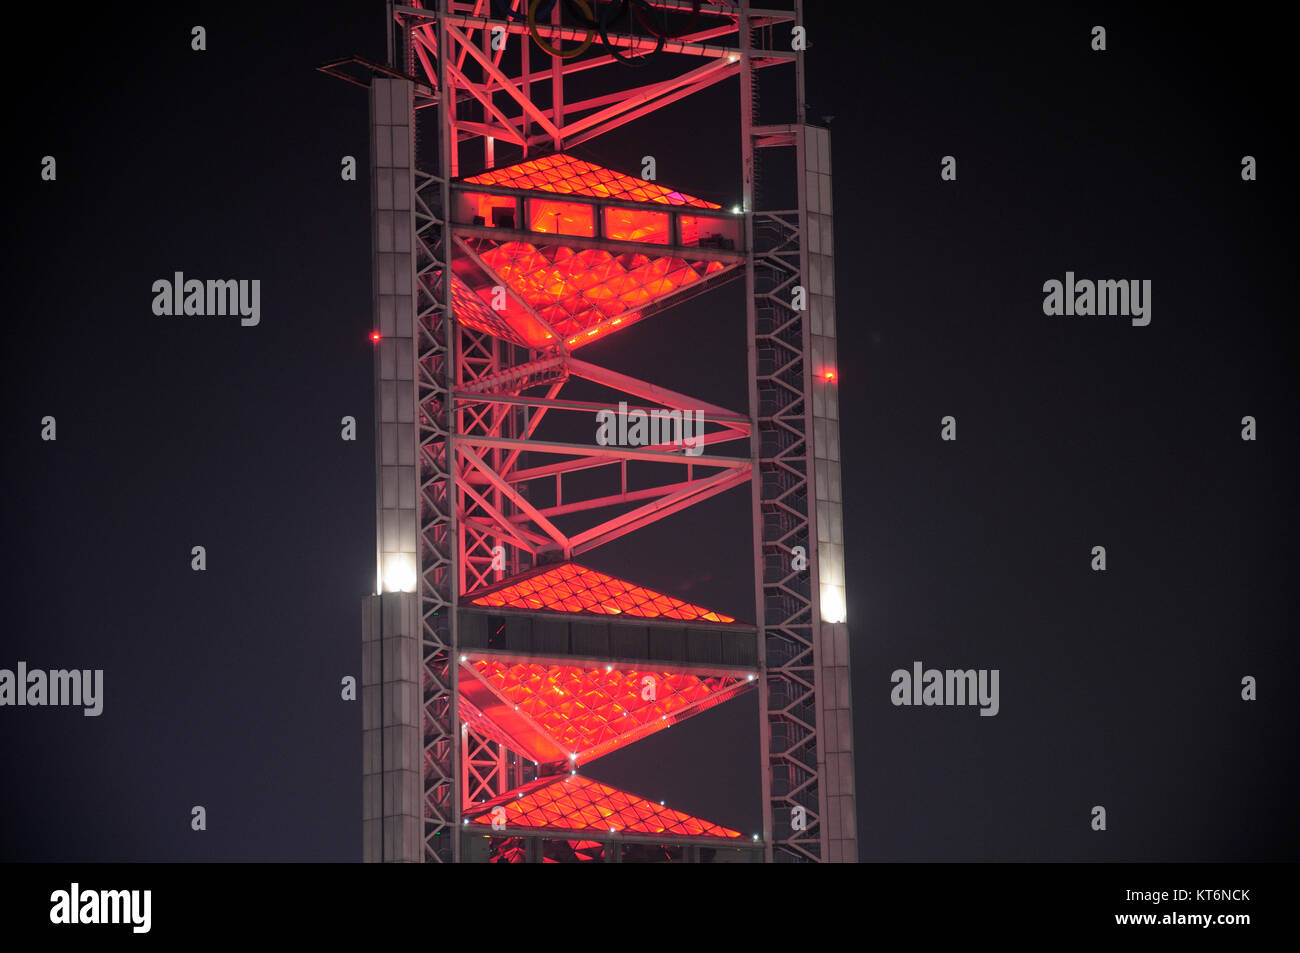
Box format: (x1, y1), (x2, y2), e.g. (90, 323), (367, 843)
(452, 154), (735, 349)
(460, 660), (749, 764)
(464, 774), (741, 838)
(457, 239), (725, 348)
(447, 271), (524, 343)
(470, 562), (735, 623)
(463, 153), (721, 208)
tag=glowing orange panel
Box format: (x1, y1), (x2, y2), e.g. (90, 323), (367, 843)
(603, 207), (670, 244)
(461, 660), (749, 763)
(449, 272), (546, 347)
(449, 274), (557, 348)
(471, 562), (735, 623)
(527, 198), (595, 237)
(464, 153), (721, 209)
(465, 775), (741, 838)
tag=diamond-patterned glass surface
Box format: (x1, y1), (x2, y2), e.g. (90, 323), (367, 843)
(466, 660), (748, 762)
(465, 239), (726, 347)
(470, 562), (735, 623)
(450, 272), (534, 345)
(464, 153), (721, 209)
(466, 775), (741, 838)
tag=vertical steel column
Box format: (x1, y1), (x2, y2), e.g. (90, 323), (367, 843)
(363, 76), (423, 863)
(371, 79), (420, 605)
(801, 124), (856, 862)
(411, 0), (463, 863)
(436, 0), (463, 862)
(744, 0), (856, 862)
(739, 0), (772, 860)
(362, 592), (421, 862)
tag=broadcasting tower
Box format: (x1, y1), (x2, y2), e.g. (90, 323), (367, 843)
(324, 0), (855, 863)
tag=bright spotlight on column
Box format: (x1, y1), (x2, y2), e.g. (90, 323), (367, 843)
(820, 584), (847, 624)
(383, 554), (417, 593)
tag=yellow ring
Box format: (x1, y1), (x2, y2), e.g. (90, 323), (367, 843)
(528, 0), (595, 59)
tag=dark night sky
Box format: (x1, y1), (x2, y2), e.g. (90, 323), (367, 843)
(2, 3), (1295, 861)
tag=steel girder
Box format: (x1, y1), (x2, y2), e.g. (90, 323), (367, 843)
(740, 1), (857, 863)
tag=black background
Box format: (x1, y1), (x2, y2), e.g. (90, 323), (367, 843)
(1, 1), (1295, 862)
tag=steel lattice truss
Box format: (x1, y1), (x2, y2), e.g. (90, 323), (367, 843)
(750, 208), (822, 859)
(453, 352), (753, 584)
(415, 165), (460, 862)
(375, 0), (855, 863)
(397, 0), (795, 165)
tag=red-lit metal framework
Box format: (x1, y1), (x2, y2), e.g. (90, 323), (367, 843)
(355, 0), (854, 863)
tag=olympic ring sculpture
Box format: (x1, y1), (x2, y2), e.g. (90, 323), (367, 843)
(527, 0), (595, 58)
(492, 0), (705, 62)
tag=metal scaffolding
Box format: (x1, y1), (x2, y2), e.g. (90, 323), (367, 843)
(352, 0), (854, 863)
